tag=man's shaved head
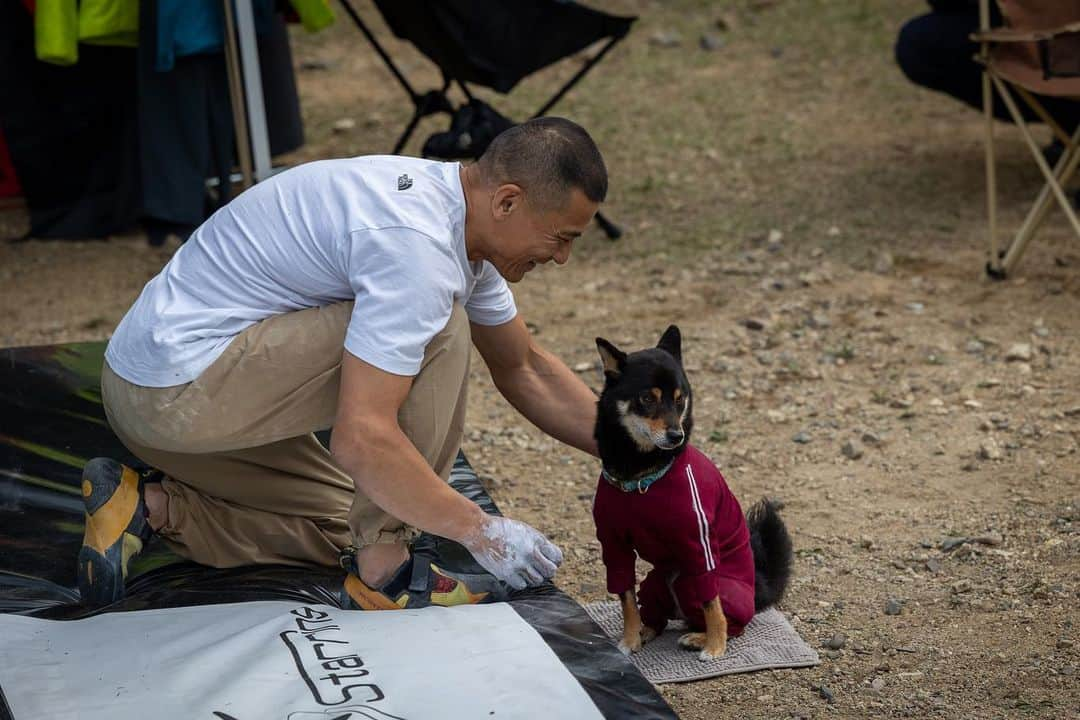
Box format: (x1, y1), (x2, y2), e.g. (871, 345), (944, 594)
(475, 117), (607, 210)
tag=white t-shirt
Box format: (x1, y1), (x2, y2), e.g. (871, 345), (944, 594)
(105, 156), (517, 387)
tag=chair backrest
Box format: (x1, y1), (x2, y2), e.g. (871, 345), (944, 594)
(998, 0), (1080, 33)
(991, 0), (1080, 95)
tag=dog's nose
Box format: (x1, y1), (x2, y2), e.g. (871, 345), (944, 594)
(665, 429), (685, 445)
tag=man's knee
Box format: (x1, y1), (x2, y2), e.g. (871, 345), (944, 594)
(896, 14), (943, 88)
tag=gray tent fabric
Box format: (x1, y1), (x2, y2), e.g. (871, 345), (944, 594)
(584, 601), (819, 684)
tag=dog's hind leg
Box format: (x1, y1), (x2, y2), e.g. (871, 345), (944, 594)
(678, 597), (728, 660)
(618, 589), (645, 654)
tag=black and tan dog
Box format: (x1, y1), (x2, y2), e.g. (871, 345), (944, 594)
(592, 326), (793, 659)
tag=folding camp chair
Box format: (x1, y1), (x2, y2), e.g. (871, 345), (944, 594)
(974, 0), (1080, 277)
(338, 0), (636, 239)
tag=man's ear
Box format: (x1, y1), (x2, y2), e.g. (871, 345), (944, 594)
(657, 325), (682, 363)
(596, 338), (626, 380)
(492, 183), (524, 220)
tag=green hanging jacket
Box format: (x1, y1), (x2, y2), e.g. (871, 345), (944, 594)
(35, 0), (139, 66)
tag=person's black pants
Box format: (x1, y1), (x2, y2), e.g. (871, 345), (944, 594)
(896, 6), (1080, 131)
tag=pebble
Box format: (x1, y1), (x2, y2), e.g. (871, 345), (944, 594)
(951, 579), (972, 594)
(1005, 343), (1033, 362)
(842, 439), (864, 460)
(941, 536), (968, 551)
(861, 431), (883, 446)
(874, 251), (894, 274)
(299, 59), (331, 71)
(884, 599), (903, 615)
(965, 340), (986, 354)
(766, 228), (784, 251)
(925, 557), (942, 573)
(971, 531), (1003, 546)
(906, 302), (925, 314)
(792, 431), (812, 444)
(741, 318), (766, 331)
(825, 633), (847, 650)
(699, 33), (725, 51)
(331, 118), (356, 133)
(648, 30), (682, 47)
(817, 685), (835, 703)
(870, 677), (886, 692)
(978, 438), (1003, 461)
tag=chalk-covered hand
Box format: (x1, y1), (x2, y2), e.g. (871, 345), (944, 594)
(460, 515), (564, 590)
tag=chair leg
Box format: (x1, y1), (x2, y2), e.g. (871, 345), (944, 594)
(594, 211), (622, 240)
(991, 74), (1080, 274)
(979, 0), (1001, 278)
(1001, 124), (1080, 274)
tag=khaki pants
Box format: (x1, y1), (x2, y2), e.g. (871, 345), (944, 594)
(101, 301), (470, 569)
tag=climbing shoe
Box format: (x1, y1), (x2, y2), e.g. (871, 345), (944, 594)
(339, 547), (509, 610)
(77, 458), (156, 606)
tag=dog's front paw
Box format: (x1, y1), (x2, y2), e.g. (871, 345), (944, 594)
(640, 626), (659, 645)
(618, 636), (642, 655)
(698, 638), (726, 661)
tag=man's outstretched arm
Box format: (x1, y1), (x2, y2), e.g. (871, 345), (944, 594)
(331, 351), (562, 589)
(471, 314), (599, 458)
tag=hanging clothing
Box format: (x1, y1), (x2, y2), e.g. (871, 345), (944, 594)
(35, 0), (139, 66)
(138, 0), (304, 229)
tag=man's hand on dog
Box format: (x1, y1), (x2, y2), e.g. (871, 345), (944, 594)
(462, 515), (563, 590)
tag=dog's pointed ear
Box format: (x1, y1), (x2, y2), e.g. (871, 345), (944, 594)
(657, 325), (682, 363)
(596, 338), (626, 379)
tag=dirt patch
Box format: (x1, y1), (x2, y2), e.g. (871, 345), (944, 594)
(1, 1), (1077, 718)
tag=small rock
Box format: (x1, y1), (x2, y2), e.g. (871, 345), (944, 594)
(941, 536), (968, 552)
(906, 302), (924, 315)
(925, 557), (942, 573)
(741, 318), (766, 331)
(965, 340), (986, 354)
(824, 634), (847, 650)
(842, 439), (864, 460)
(299, 59), (331, 71)
(766, 228), (784, 251)
(817, 685), (835, 703)
(861, 431), (883, 446)
(1057, 638), (1074, 650)
(951, 579), (972, 594)
(870, 677), (886, 692)
(971, 531), (1002, 546)
(331, 118), (356, 133)
(884, 598), (903, 616)
(1005, 343), (1033, 362)
(978, 438), (1003, 461)
(874, 251), (894, 274)
(699, 33), (725, 51)
(648, 30), (682, 48)
(792, 431), (812, 444)
(860, 537), (874, 549)
(807, 312), (831, 329)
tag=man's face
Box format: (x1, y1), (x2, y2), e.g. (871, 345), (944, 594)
(488, 187), (599, 283)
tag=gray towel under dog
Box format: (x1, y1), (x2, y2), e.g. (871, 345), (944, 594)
(584, 601), (819, 684)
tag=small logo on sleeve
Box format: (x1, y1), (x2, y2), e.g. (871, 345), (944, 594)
(397, 174), (413, 191)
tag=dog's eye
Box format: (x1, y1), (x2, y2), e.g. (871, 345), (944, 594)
(638, 391), (654, 406)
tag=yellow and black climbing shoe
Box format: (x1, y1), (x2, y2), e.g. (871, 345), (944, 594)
(339, 548), (508, 611)
(77, 458), (155, 606)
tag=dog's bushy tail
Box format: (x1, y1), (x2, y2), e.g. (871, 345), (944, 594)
(747, 498), (793, 611)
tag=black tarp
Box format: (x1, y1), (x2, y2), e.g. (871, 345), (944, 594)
(0, 342), (676, 719)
